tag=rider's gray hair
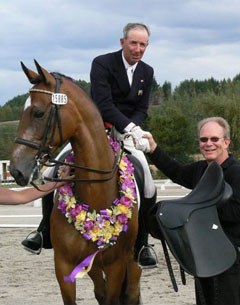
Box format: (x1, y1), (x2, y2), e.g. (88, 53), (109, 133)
(123, 23), (151, 39)
(198, 117), (231, 139)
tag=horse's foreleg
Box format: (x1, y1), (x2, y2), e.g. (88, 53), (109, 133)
(54, 256), (77, 305)
(122, 259), (142, 305)
(88, 265), (106, 305)
(103, 258), (129, 305)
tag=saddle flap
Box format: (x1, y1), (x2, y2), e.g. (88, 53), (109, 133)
(160, 206), (237, 277)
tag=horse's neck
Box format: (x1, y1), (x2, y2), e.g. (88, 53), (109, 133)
(71, 129), (118, 208)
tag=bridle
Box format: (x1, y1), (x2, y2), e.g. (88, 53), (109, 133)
(14, 73), (121, 184)
(15, 73), (65, 159)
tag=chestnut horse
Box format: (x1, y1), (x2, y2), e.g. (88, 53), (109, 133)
(10, 60), (141, 305)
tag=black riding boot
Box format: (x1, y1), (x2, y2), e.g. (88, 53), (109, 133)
(141, 191), (164, 241)
(135, 192), (158, 268)
(21, 192), (54, 255)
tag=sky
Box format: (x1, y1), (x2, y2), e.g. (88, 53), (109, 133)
(1, 0), (240, 106)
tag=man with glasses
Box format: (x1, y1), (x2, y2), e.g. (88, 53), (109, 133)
(90, 22), (157, 267)
(142, 116), (240, 305)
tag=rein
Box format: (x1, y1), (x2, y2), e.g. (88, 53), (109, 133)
(43, 143), (124, 183)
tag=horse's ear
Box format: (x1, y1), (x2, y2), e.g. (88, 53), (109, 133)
(20, 61), (41, 84)
(34, 59), (51, 85)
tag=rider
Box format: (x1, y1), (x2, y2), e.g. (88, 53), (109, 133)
(90, 22), (157, 267)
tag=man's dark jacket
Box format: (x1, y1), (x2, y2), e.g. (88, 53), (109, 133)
(90, 49), (153, 133)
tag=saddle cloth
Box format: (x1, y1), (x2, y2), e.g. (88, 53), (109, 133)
(155, 161), (237, 277)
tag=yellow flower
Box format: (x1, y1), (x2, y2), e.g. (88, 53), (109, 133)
(104, 220), (110, 227)
(103, 225), (114, 235)
(92, 226), (100, 234)
(76, 210), (87, 222)
(117, 204), (129, 214)
(67, 196), (76, 209)
(119, 159), (127, 170)
(104, 232), (112, 242)
(113, 222), (123, 235)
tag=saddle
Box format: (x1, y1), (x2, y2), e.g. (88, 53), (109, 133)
(156, 161), (237, 278)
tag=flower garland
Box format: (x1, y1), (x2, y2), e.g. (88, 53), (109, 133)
(56, 138), (137, 250)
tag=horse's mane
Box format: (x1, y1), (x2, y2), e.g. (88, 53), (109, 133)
(51, 72), (76, 83)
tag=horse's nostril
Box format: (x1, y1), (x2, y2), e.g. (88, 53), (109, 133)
(10, 168), (28, 186)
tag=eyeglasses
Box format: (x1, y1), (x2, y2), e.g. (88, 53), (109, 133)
(199, 137), (224, 143)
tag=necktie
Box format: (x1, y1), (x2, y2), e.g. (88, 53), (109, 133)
(127, 67), (133, 86)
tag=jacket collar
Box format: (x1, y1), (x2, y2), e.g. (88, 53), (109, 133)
(113, 50), (144, 94)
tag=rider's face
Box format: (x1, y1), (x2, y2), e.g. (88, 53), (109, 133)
(120, 28), (149, 65)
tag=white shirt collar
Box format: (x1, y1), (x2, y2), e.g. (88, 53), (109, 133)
(122, 51), (138, 72)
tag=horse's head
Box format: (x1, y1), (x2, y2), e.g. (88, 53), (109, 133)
(10, 60), (80, 186)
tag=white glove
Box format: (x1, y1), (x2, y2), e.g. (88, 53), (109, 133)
(135, 137), (151, 153)
(130, 126), (151, 153)
(130, 126), (144, 139)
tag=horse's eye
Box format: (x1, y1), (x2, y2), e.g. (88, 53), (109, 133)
(33, 110), (45, 118)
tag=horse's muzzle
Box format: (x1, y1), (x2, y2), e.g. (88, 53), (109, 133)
(10, 167), (31, 186)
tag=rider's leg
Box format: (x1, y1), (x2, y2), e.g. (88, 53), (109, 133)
(21, 143), (72, 254)
(21, 192), (54, 254)
(135, 191), (158, 267)
(123, 136), (157, 267)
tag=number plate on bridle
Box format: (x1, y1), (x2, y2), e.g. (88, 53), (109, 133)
(52, 93), (68, 105)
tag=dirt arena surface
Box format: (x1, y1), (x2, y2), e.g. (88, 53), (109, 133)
(0, 228), (195, 305)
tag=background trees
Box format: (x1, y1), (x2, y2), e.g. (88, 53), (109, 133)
(1, 74), (240, 162)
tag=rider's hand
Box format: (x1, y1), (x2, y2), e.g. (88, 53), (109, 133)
(130, 126), (151, 153)
(130, 126), (144, 139)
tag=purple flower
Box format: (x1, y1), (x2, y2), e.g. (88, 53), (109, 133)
(69, 205), (83, 219)
(65, 153), (75, 163)
(121, 177), (135, 191)
(109, 139), (120, 153)
(97, 238), (104, 246)
(119, 196), (132, 207)
(83, 232), (91, 240)
(113, 198), (120, 206)
(84, 220), (94, 231)
(57, 199), (67, 213)
(58, 183), (74, 196)
(117, 213), (128, 224)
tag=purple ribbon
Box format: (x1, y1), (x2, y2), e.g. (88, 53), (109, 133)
(64, 250), (100, 283)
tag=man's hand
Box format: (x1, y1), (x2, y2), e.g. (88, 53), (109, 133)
(142, 132), (157, 153)
(130, 126), (151, 153)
